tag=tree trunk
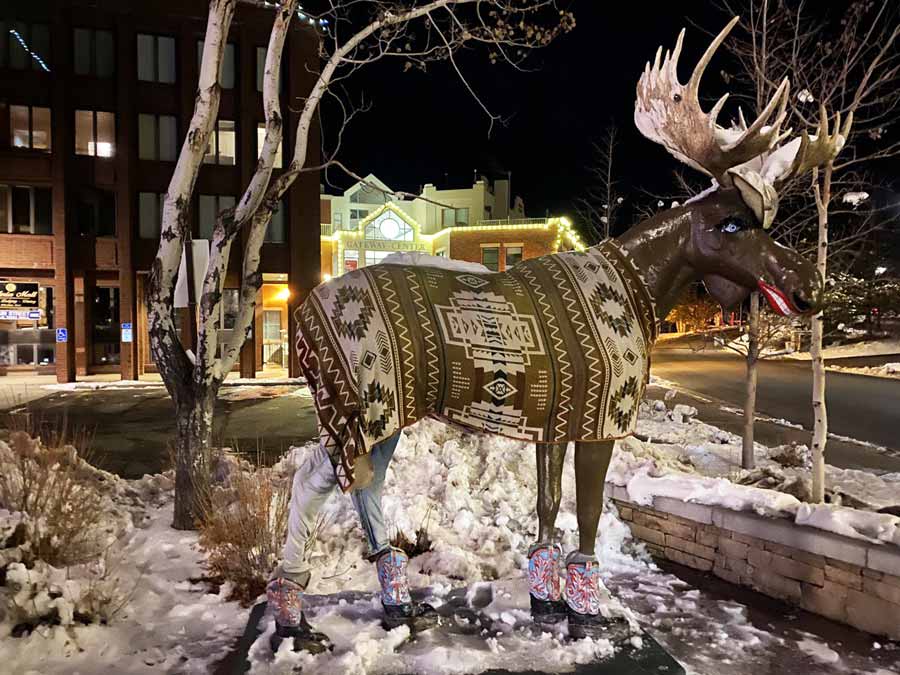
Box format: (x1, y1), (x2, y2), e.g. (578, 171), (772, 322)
(742, 291), (760, 469)
(811, 164), (832, 503)
(172, 391), (215, 530)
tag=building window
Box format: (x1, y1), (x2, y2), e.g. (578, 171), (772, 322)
(349, 208), (368, 222)
(203, 119), (236, 165)
(92, 287), (120, 365)
(10, 105), (51, 151)
(0, 21), (50, 71)
(505, 245), (523, 268)
(75, 110), (115, 157)
(197, 40), (235, 89)
(138, 114), (177, 161)
(0, 185), (51, 234)
(198, 194), (236, 239)
(435, 248), (447, 258)
(333, 212), (343, 227)
(74, 28), (114, 78)
(256, 123), (283, 168)
(442, 208), (469, 226)
(365, 250), (392, 266)
(266, 200), (286, 243)
(481, 246), (499, 272)
(138, 192), (165, 239)
(74, 188), (115, 237)
(255, 46), (284, 93)
(365, 214), (412, 241)
(222, 288), (239, 329)
(137, 34), (175, 83)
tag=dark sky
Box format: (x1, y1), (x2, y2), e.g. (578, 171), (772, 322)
(320, 1), (726, 222)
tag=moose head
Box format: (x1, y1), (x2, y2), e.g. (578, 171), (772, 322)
(630, 16), (851, 317)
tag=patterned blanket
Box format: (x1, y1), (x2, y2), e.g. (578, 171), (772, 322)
(297, 240), (658, 492)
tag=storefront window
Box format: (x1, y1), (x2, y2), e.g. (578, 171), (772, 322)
(0, 284), (55, 369)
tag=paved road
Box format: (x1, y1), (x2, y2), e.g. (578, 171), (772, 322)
(651, 346), (900, 462)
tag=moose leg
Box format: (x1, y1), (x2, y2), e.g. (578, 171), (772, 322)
(565, 439), (615, 639)
(528, 441), (568, 625)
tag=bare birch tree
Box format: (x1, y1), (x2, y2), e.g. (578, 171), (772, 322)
(577, 125), (621, 240)
(147, 0), (574, 529)
(716, 0), (900, 491)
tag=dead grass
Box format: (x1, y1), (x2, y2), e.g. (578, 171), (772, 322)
(0, 430), (108, 567)
(197, 464), (290, 605)
(390, 506), (434, 559)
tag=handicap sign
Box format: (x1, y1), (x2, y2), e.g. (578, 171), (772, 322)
(121, 322), (133, 343)
(56, 327), (68, 343)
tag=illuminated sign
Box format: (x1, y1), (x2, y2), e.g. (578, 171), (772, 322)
(0, 282), (39, 309)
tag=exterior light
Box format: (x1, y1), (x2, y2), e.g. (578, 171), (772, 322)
(275, 287), (291, 302)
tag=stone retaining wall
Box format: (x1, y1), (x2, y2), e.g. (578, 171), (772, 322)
(607, 484), (900, 640)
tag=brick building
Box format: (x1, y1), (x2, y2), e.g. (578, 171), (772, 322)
(319, 175), (584, 277)
(0, 0), (321, 382)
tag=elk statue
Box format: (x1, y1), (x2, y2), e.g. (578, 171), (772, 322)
(266, 17), (847, 652)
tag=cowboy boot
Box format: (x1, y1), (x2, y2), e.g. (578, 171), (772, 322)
(266, 571), (333, 654)
(527, 543), (567, 624)
(376, 547), (439, 632)
(563, 551), (611, 639)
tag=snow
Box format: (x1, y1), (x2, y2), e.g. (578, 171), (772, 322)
(786, 338), (900, 361)
(829, 362), (900, 380)
(380, 251), (490, 273)
(842, 191), (870, 207)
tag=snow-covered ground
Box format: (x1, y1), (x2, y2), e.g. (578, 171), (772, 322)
(828, 362), (900, 380)
(2, 410), (899, 674)
(785, 338), (900, 361)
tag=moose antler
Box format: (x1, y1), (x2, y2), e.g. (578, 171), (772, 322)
(634, 17), (791, 186)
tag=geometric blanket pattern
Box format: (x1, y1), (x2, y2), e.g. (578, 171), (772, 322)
(296, 239), (658, 492)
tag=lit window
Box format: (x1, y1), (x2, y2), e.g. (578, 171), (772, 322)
(333, 212), (343, 227)
(198, 194), (236, 239)
(481, 246), (499, 272)
(75, 110), (116, 157)
(10, 105), (51, 151)
(137, 34), (175, 83)
(256, 123), (283, 168)
(74, 28), (114, 78)
(1, 21), (51, 72)
(0, 185), (52, 234)
(265, 201), (286, 243)
(138, 192), (166, 239)
(349, 209), (368, 221)
(365, 250), (391, 266)
(505, 245), (523, 268)
(197, 40), (235, 89)
(442, 208), (469, 226)
(435, 249), (447, 258)
(138, 114), (177, 161)
(365, 214), (412, 241)
(204, 119), (236, 165)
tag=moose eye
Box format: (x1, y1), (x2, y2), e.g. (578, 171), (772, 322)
(719, 218), (746, 234)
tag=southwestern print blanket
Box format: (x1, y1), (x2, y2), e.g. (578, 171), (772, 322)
(296, 240), (658, 492)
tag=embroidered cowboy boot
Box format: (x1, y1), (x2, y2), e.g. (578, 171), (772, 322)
(376, 547), (439, 631)
(564, 551), (611, 639)
(266, 570), (333, 654)
(527, 543), (567, 624)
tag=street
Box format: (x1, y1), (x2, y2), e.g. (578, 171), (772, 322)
(652, 345), (900, 470)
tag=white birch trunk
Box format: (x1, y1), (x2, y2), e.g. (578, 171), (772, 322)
(811, 164), (832, 503)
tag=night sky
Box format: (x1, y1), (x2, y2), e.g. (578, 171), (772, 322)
(320, 2), (731, 226)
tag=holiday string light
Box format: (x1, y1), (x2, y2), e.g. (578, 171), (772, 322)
(9, 29), (50, 72)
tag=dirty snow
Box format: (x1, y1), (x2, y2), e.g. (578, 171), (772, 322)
(786, 338), (900, 361)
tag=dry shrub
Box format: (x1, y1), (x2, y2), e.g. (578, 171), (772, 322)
(198, 463), (290, 605)
(390, 506), (434, 559)
(0, 431), (108, 567)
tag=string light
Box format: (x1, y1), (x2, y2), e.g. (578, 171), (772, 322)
(9, 29), (50, 72)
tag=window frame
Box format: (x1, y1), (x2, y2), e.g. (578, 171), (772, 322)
(481, 244), (500, 272)
(138, 113), (177, 161)
(73, 27), (114, 78)
(0, 21), (51, 71)
(137, 33), (176, 84)
(196, 39), (235, 89)
(75, 109), (116, 157)
(10, 105), (51, 151)
(256, 122), (283, 168)
(504, 244), (524, 268)
(137, 191), (166, 239)
(203, 119), (236, 166)
(198, 194), (236, 240)
(0, 184), (52, 235)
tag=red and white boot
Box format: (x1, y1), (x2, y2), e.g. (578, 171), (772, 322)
(527, 543), (567, 624)
(376, 547), (439, 632)
(563, 551), (611, 639)
(266, 571), (333, 654)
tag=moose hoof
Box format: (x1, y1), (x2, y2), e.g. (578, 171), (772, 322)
(382, 601), (440, 632)
(270, 617), (334, 654)
(530, 595), (568, 625)
(567, 608), (610, 640)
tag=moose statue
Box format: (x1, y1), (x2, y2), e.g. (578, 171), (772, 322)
(265, 17), (845, 653)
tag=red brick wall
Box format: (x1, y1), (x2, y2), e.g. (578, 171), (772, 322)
(0, 235), (55, 269)
(447, 228), (556, 271)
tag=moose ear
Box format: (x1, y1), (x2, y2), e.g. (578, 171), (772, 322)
(728, 169), (779, 229)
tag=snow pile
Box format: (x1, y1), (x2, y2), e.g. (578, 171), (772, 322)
(786, 338), (900, 361)
(380, 251), (490, 273)
(829, 362), (900, 379)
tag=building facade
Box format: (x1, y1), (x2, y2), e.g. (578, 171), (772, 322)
(319, 175), (584, 277)
(0, 0), (321, 382)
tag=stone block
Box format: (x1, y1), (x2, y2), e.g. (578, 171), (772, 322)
(619, 506), (633, 522)
(790, 550), (826, 568)
(764, 541), (796, 557)
(863, 577), (900, 606)
(800, 581), (848, 623)
(653, 496), (714, 525)
(665, 547), (714, 572)
(658, 517), (696, 541)
(867, 546), (900, 577)
(748, 548), (773, 569)
(713, 564), (742, 586)
(715, 554), (752, 577)
(665, 534), (716, 561)
(751, 566), (802, 602)
(697, 526), (719, 548)
(771, 553), (824, 586)
(645, 543), (665, 558)
(824, 564), (863, 591)
(880, 572), (900, 589)
(826, 558), (862, 573)
(862, 568), (883, 580)
(719, 537), (750, 561)
(713, 509), (868, 566)
(633, 511), (669, 532)
(631, 523), (665, 547)
(731, 532), (768, 549)
(846, 589), (900, 640)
